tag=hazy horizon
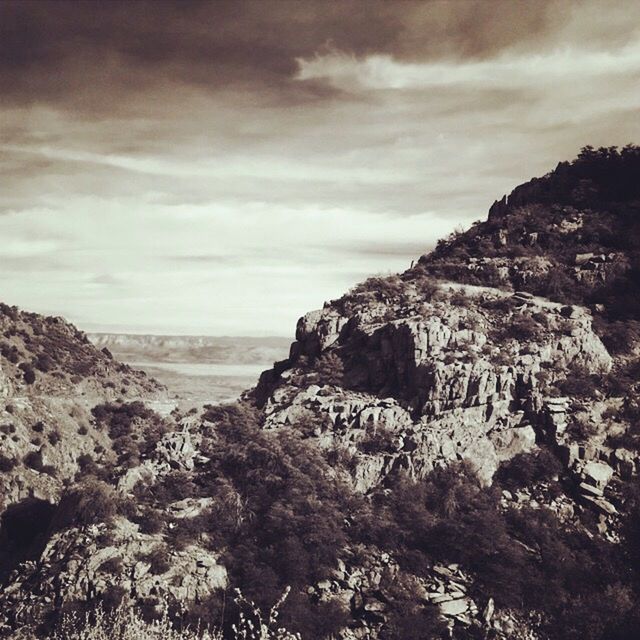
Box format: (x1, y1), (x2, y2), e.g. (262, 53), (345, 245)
(2, 0), (639, 334)
(88, 330), (291, 339)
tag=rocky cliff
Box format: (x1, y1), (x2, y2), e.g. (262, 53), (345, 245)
(255, 278), (611, 489)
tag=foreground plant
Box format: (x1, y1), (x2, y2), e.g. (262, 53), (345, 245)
(232, 587), (301, 640)
(51, 589), (301, 640)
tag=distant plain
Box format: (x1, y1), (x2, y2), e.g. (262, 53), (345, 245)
(89, 334), (291, 406)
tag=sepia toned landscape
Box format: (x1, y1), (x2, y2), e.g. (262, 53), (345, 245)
(1, 2), (640, 640)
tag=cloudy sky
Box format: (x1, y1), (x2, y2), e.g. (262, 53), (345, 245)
(1, 0), (639, 336)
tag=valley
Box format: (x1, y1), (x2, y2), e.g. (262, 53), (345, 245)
(88, 334), (290, 407)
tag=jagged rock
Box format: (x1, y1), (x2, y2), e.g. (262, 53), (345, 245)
(581, 461), (614, 489)
(612, 449), (637, 479)
(118, 464), (158, 493)
(582, 495), (617, 516)
(579, 482), (603, 497)
(0, 517), (227, 630)
(483, 597), (495, 626)
(575, 252), (596, 266)
(154, 428), (198, 470)
(258, 280), (611, 489)
(168, 497), (215, 519)
(490, 426), (536, 461)
(439, 597), (471, 616)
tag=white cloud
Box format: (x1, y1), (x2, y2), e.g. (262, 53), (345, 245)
(296, 43), (640, 91)
(0, 194), (465, 335)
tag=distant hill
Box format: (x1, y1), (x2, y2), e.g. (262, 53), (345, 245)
(88, 333), (291, 365)
(88, 333), (291, 406)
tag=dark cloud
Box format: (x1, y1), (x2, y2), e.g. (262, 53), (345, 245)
(3, 0), (634, 113)
(327, 240), (436, 259)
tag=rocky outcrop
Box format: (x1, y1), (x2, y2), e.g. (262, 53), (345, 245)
(0, 517), (227, 633)
(257, 284), (611, 488)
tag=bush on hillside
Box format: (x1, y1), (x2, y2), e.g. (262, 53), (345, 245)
(314, 351), (345, 387)
(23, 450), (44, 471)
(554, 365), (600, 399)
(143, 544), (171, 575)
(359, 427), (397, 455)
(596, 319), (640, 355)
(35, 353), (55, 372)
(19, 363), (36, 385)
(52, 479), (122, 531)
(0, 454), (17, 472)
(496, 449), (563, 490)
(492, 314), (543, 342)
(0, 342), (20, 363)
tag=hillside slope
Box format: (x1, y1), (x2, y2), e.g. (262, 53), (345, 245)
(0, 306), (165, 550)
(2, 146), (640, 640)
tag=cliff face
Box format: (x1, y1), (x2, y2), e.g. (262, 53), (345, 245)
(254, 146), (640, 503)
(256, 279), (611, 489)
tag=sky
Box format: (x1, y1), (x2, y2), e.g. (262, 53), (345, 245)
(1, 1), (639, 336)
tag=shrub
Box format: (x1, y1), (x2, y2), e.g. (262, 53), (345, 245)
(201, 401), (263, 429)
(48, 430), (62, 445)
(23, 450), (44, 472)
(19, 362), (36, 385)
(136, 509), (165, 535)
(52, 594), (301, 640)
(144, 544), (171, 575)
(359, 427), (397, 455)
(194, 407), (351, 635)
(539, 269), (581, 303)
(91, 401), (166, 456)
(0, 454), (17, 472)
(35, 353), (55, 372)
(99, 557), (124, 575)
(0, 342), (20, 363)
(508, 315), (544, 341)
(554, 365), (600, 399)
(449, 289), (470, 306)
(314, 351), (344, 387)
(52, 479), (121, 530)
(597, 319), (640, 355)
(0, 303), (18, 321)
(568, 416), (601, 440)
(414, 275), (439, 300)
(496, 448), (563, 490)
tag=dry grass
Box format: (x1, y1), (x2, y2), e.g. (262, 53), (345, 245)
(51, 590), (301, 640)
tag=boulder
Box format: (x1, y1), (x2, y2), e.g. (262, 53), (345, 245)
(582, 461), (614, 489)
(582, 495), (617, 516)
(578, 482), (603, 497)
(439, 598), (471, 617)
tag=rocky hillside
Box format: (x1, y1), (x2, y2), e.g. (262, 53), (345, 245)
(2, 146), (640, 640)
(0, 305), (165, 529)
